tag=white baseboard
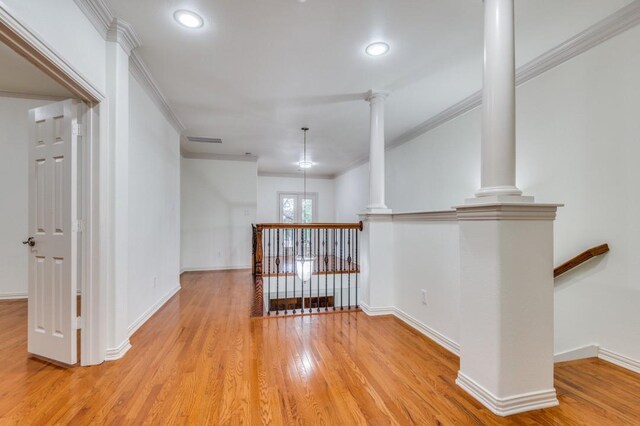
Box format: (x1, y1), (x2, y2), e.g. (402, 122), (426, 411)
(180, 265), (251, 274)
(359, 302), (395, 316)
(360, 303), (460, 356)
(128, 285), (181, 337)
(554, 344), (600, 363)
(393, 308), (460, 356)
(0, 292), (27, 300)
(599, 347), (640, 374)
(105, 339), (131, 361)
(456, 372), (559, 417)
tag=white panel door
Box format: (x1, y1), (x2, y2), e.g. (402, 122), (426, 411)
(27, 99), (81, 365)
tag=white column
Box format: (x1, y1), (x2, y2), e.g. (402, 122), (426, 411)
(366, 90), (391, 213)
(476, 0), (522, 199)
(104, 19), (140, 360)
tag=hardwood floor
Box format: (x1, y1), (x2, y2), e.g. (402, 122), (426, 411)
(1, 270), (639, 424)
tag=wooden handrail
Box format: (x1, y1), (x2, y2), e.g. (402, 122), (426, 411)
(554, 244), (609, 278)
(255, 222), (363, 231)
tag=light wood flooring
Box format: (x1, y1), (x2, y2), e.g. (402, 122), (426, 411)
(1, 270), (639, 424)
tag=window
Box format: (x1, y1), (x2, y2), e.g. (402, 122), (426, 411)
(278, 192), (317, 223)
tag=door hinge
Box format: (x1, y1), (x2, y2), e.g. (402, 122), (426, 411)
(73, 220), (85, 233)
(75, 316), (82, 330)
(72, 122), (84, 137)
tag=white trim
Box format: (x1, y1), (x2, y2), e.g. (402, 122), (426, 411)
(104, 339), (131, 361)
(456, 372), (559, 417)
(0, 292), (28, 300)
(180, 266), (252, 274)
(554, 344), (600, 363)
(130, 52), (185, 132)
(392, 210), (458, 222)
(107, 18), (141, 56)
(455, 203), (560, 221)
(180, 150), (258, 162)
(73, 0), (185, 132)
(0, 3), (105, 102)
(393, 308), (460, 356)
(599, 347), (640, 374)
(128, 285), (181, 336)
(359, 302), (395, 316)
(335, 1), (640, 178)
(258, 171), (334, 180)
(73, 0), (112, 38)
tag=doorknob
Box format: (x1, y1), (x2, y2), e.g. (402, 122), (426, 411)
(22, 237), (35, 247)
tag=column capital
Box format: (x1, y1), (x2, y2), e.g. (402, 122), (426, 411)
(366, 90), (390, 103)
(107, 18), (141, 56)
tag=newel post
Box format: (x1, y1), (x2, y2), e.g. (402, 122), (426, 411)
(253, 226), (264, 317)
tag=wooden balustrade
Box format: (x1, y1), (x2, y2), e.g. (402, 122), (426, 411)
(251, 222), (363, 317)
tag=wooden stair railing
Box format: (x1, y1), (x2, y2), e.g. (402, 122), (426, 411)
(554, 243), (609, 278)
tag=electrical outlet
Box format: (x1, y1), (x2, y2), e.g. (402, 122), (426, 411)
(421, 289), (427, 305)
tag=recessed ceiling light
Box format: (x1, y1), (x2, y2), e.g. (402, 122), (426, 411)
(365, 42), (390, 56)
(174, 10), (204, 29)
(298, 161), (313, 169)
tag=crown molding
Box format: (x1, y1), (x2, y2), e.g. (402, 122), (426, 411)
(181, 150), (258, 162)
(257, 171), (335, 180)
(339, 0), (640, 177)
(107, 18), (141, 56)
(74, 0), (184, 132)
(130, 51), (185, 132)
(73, 0), (112, 39)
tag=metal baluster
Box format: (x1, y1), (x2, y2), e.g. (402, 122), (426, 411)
(324, 228), (328, 311)
(300, 228), (305, 314)
(332, 228), (336, 311)
(340, 228), (344, 310)
(355, 227), (359, 309)
(267, 229), (271, 315)
(316, 227), (320, 312)
(284, 229), (288, 315)
(293, 228), (297, 314)
(275, 229), (280, 315)
(348, 229), (352, 310)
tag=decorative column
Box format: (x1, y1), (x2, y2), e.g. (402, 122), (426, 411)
(104, 18), (140, 361)
(455, 0), (561, 416)
(366, 90), (391, 213)
(359, 90), (393, 314)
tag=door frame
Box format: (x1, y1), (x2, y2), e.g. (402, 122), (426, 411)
(1, 4), (107, 365)
(277, 191), (319, 223)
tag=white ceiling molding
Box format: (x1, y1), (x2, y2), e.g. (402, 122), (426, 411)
(73, 0), (112, 38)
(107, 18), (141, 56)
(74, 0), (184, 131)
(130, 51), (185, 132)
(0, 2), (105, 102)
(337, 0), (640, 178)
(257, 171), (335, 180)
(181, 150), (258, 163)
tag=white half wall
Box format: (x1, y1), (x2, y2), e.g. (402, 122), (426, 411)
(128, 76), (181, 330)
(0, 96), (50, 298)
(337, 24), (640, 365)
(257, 175), (335, 222)
(181, 158), (257, 271)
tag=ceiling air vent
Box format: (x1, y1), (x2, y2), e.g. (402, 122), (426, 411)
(187, 136), (223, 144)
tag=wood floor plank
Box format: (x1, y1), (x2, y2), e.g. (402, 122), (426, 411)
(1, 270), (639, 425)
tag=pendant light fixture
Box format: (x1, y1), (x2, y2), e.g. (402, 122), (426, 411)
(296, 127), (314, 282)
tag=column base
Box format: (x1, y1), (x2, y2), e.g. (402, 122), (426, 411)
(475, 185), (523, 198)
(365, 206), (392, 214)
(465, 195), (535, 205)
(456, 372), (559, 417)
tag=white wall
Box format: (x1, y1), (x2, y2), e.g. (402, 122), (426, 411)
(2, 0), (107, 93)
(127, 77), (181, 329)
(338, 25), (640, 362)
(257, 175), (335, 223)
(181, 159), (257, 271)
(334, 163), (369, 222)
(0, 96), (50, 298)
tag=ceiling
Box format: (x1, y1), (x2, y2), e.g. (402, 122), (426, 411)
(108, 0), (632, 177)
(0, 42), (73, 98)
